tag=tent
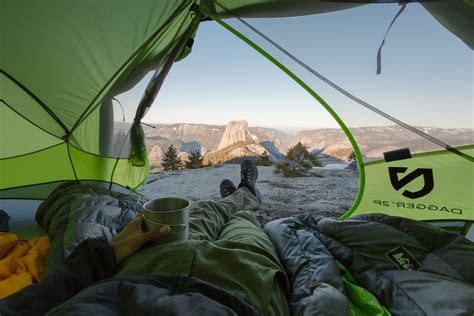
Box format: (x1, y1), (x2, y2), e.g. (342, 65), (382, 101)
(1, 1), (473, 233)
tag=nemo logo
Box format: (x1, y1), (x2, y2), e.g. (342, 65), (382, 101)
(388, 167), (434, 199)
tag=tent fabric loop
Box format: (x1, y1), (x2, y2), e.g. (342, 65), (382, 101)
(383, 148), (412, 163)
(140, 122), (156, 129)
(376, 3), (407, 75)
(112, 98), (125, 122)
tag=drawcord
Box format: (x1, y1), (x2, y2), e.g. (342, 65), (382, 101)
(376, 4), (407, 75)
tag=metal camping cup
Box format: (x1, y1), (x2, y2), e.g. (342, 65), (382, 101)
(142, 197), (190, 243)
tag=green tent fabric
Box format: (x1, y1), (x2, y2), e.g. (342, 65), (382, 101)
(1, 0), (473, 226)
(208, 0), (474, 49)
(336, 261), (391, 316)
(1, 0), (199, 195)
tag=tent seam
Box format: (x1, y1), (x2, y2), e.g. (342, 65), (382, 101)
(109, 158), (120, 190)
(364, 144), (474, 166)
(0, 179), (133, 194)
(66, 0), (193, 138)
(1, 99), (64, 141)
(66, 141), (79, 181)
(0, 70), (69, 136)
(0, 137), (140, 161)
(0, 142), (64, 161)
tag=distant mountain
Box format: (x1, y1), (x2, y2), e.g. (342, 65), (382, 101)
(135, 120), (473, 167)
(143, 121), (293, 167)
(145, 123), (225, 154)
(259, 141), (285, 161)
(248, 127), (293, 153)
(294, 126), (473, 160)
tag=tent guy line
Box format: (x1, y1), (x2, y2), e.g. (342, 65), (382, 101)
(213, 2), (473, 162)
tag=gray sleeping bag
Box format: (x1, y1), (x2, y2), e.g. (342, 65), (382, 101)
(264, 213), (474, 316)
(36, 182), (146, 276)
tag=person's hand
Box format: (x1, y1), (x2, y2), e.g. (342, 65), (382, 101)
(110, 212), (170, 264)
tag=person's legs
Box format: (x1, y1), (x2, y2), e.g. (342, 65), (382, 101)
(216, 209), (290, 316)
(189, 158), (261, 241)
(122, 159), (289, 315)
(217, 210), (277, 259)
(188, 187), (260, 241)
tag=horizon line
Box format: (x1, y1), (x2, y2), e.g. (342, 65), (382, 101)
(125, 120), (474, 131)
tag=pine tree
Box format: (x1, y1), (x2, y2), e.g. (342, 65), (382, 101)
(185, 150), (204, 169)
(348, 151), (356, 161)
(274, 142), (321, 177)
(162, 144), (182, 171)
(256, 151), (272, 166)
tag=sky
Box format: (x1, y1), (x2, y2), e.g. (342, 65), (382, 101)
(115, 3), (473, 131)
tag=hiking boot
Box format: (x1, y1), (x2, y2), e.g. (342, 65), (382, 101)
(220, 179), (236, 198)
(238, 158), (261, 203)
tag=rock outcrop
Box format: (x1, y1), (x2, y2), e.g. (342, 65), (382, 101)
(145, 123), (225, 154)
(148, 146), (164, 167)
(204, 141), (268, 165)
(218, 120), (255, 150)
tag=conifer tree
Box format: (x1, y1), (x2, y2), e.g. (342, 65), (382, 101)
(348, 151), (356, 161)
(256, 151), (272, 166)
(274, 142), (321, 177)
(185, 150), (204, 169)
(162, 144), (182, 171)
